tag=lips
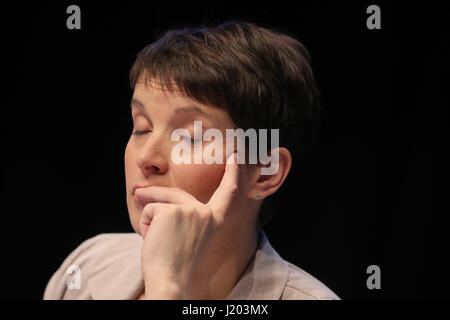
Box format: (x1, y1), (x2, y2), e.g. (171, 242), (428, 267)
(132, 185), (147, 206)
(133, 183), (164, 195)
(133, 184), (154, 197)
(132, 185), (144, 195)
(132, 184), (157, 205)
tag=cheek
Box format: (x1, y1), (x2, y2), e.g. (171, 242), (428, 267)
(124, 141), (135, 181)
(173, 163), (224, 203)
(124, 141), (140, 233)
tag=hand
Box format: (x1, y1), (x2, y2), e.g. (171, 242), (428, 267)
(134, 153), (239, 299)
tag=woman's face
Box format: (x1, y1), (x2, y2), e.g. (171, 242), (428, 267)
(125, 79), (241, 234)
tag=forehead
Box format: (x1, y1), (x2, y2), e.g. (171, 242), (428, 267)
(132, 80), (237, 129)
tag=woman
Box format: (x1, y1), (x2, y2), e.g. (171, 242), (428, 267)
(43, 20), (340, 300)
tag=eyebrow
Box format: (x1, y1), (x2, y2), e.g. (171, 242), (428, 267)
(130, 98), (145, 109)
(130, 98), (214, 120)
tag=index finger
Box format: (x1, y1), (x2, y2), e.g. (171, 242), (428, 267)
(207, 152), (240, 218)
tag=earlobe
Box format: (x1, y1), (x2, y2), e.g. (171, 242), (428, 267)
(249, 147), (292, 200)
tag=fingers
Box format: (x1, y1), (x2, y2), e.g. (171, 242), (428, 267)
(134, 186), (197, 206)
(135, 152), (240, 231)
(139, 202), (213, 240)
(207, 152), (239, 219)
(139, 203), (177, 238)
(139, 203), (155, 239)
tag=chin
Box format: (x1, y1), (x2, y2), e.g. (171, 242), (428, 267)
(130, 216), (141, 236)
(126, 204), (141, 235)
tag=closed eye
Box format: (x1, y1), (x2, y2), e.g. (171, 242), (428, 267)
(133, 130), (152, 135)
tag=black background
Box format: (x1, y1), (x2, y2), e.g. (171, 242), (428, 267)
(1, 1), (449, 299)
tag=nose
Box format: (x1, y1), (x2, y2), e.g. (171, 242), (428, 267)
(136, 133), (169, 177)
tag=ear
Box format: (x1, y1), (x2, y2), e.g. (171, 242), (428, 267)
(247, 147), (292, 200)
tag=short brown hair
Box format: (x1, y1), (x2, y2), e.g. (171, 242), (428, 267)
(129, 20), (321, 228)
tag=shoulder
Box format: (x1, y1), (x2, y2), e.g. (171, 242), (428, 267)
(229, 229), (340, 300)
(281, 261), (340, 300)
(43, 233), (142, 300)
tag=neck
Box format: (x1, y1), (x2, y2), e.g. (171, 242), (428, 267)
(189, 223), (260, 300)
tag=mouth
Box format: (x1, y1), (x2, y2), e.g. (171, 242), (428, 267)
(132, 185), (146, 195)
(132, 184), (156, 207)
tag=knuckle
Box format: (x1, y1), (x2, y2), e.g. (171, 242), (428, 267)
(142, 203), (154, 214)
(229, 184), (238, 196)
(170, 205), (183, 215)
(182, 204), (198, 216)
(200, 207), (214, 223)
(203, 206), (213, 218)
